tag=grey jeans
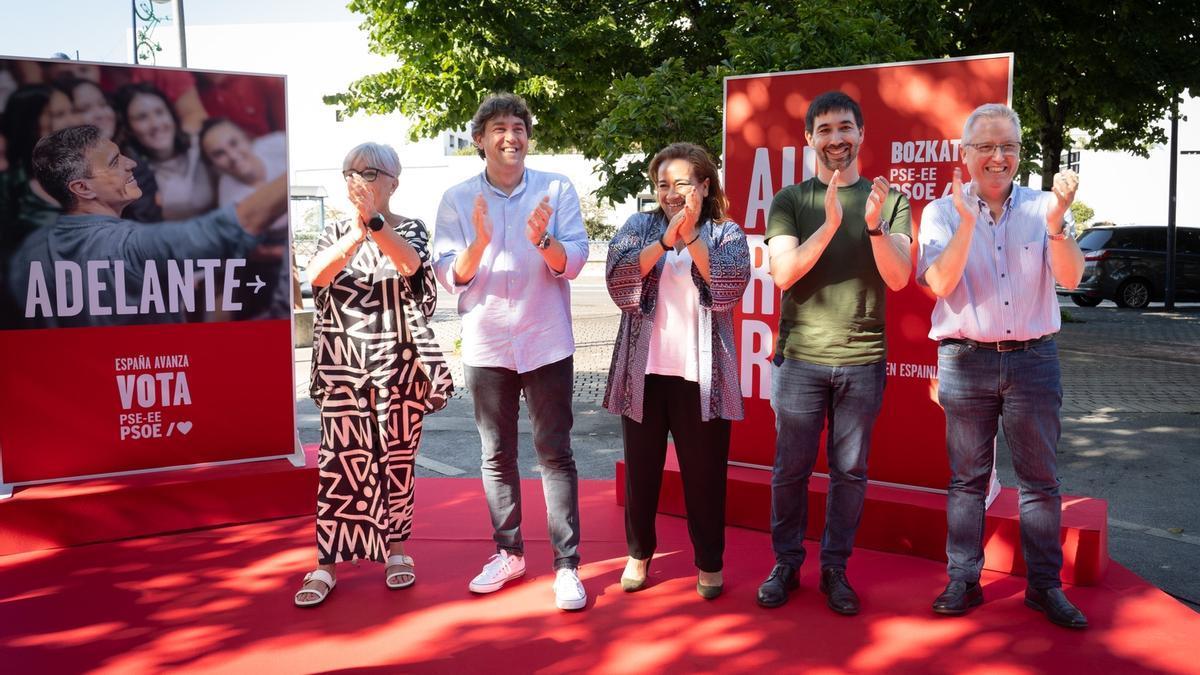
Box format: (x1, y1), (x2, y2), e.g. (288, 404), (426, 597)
(465, 356), (581, 570)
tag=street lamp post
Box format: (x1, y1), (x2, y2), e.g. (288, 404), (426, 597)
(175, 0), (187, 68)
(1166, 97), (1178, 311)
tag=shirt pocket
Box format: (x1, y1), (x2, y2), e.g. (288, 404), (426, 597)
(1018, 236), (1047, 278)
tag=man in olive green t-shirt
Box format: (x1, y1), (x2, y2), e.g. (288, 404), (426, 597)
(755, 91), (913, 615)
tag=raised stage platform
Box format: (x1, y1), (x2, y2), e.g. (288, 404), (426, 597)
(617, 449), (1109, 586)
(1, 466), (1197, 673)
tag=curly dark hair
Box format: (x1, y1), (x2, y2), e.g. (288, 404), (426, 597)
(469, 92), (533, 160)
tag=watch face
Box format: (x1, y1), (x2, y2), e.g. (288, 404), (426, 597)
(368, 215), (386, 231)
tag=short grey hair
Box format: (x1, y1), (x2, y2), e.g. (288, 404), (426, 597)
(962, 103), (1021, 144)
(33, 124), (102, 210)
(342, 142), (401, 177)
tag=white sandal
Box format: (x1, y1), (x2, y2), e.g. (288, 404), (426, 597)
(294, 569), (336, 607)
(385, 554), (416, 589)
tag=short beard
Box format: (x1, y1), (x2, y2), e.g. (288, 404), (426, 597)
(818, 146), (857, 172)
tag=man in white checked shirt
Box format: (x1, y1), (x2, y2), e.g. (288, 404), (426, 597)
(917, 103), (1088, 629)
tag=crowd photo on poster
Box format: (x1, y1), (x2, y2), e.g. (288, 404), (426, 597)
(0, 56), (291, 329)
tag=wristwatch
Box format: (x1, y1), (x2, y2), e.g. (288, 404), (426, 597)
(367, 214), (386, 232)
(866, 220), (887, 237)
(537, 231), (553, 249)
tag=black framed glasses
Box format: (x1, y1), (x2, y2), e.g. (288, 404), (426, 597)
(965, 142), (1021, 156)
(342, 167), (396, 182)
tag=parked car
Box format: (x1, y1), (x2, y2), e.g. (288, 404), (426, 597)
(1057, 225), (1200, 308)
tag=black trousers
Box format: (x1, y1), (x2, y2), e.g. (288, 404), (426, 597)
(621, 374), (731, 572)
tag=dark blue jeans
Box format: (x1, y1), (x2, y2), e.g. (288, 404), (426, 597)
(937, 339), (1064, 590)
(770, 357), (886, 571)
(465, 356), (581, 570)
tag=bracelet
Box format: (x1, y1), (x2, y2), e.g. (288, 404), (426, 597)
(685, 233), (701, 246)
(659, 234), (671, 252)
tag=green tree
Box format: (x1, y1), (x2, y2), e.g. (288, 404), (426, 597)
(327, 0), (942, 203)
(1070, 201), (1095, 229)
(329, 0), (1200, 202)
(578, 193), (616, 241)
(943, 0), (1200, 189)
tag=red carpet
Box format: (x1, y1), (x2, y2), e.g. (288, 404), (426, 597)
(1, 479), (1197, 674)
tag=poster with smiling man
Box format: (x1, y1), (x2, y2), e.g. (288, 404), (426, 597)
(0, 56), (296, 494)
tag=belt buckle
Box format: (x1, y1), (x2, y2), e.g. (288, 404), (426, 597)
(996, 340), (1020, 353)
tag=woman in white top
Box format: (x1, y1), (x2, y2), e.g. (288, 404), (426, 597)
(115, 82), (215, 221)
(603, 143), (750, 599)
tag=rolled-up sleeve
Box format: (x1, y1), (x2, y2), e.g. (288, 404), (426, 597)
(432, 192), (473, 295)
(551, 179), (588, 280)
(917, 199), (952, 286)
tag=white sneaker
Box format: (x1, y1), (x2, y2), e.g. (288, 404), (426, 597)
(468, 551), (526, 593)
(553, 567), (587, 611)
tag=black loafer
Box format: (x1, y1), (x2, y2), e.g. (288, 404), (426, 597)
(1025, 586), (1088, 629)
(819, 567), (860, 615)
(932, 580), (983, 615)
(756, 563), (798, 608)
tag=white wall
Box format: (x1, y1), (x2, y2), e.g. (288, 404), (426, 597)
(1063, 96), (1199, 227)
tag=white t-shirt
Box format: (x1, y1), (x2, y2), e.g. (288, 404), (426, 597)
(646, 244), (699, 382)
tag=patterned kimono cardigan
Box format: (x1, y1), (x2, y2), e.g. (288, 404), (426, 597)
(603, 211), (751, 423)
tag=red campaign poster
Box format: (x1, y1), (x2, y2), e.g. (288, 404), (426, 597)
(0, 56), (297, 490)
(724, 54), (1013, 489)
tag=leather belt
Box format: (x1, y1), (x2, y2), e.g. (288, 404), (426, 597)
(941, 335), (1053, 353)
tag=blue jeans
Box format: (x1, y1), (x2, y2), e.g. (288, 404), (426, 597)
(465, 356), (581, 570)
(937, 339), (1064, 590)
(770, 357), (886, 570)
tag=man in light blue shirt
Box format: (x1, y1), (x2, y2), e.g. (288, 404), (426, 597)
(918, 103), (1088, 629)
(432, 92), (589, 611)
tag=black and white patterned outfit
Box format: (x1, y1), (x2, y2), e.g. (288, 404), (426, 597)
(309, 218), (453, 565)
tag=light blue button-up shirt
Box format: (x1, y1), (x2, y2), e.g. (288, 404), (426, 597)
(432, 168), (588, 373)
(918, 183), (1074, 342)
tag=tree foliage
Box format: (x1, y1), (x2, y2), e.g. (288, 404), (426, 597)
(1070, 200), (1095, 227)
(328, 0), (938, 203)
(943, 0), (1200, 188)
(328, 0), (1200, 200)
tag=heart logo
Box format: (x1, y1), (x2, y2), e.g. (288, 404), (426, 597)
(176, 421), (193, 435)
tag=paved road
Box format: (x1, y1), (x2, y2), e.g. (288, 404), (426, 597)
(296, 267), (1200, 611)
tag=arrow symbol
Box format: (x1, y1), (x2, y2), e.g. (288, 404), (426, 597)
(248, 275), (266, 294)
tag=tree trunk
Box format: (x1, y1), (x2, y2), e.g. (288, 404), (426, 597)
(1039, 123), (1064, 191)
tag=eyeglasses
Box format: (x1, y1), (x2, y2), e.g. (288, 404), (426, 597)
(965, 142), (1021, 157)
(342, 167), (396, 182)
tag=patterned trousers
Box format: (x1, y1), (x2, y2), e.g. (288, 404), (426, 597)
(316, 384), (426, 565)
